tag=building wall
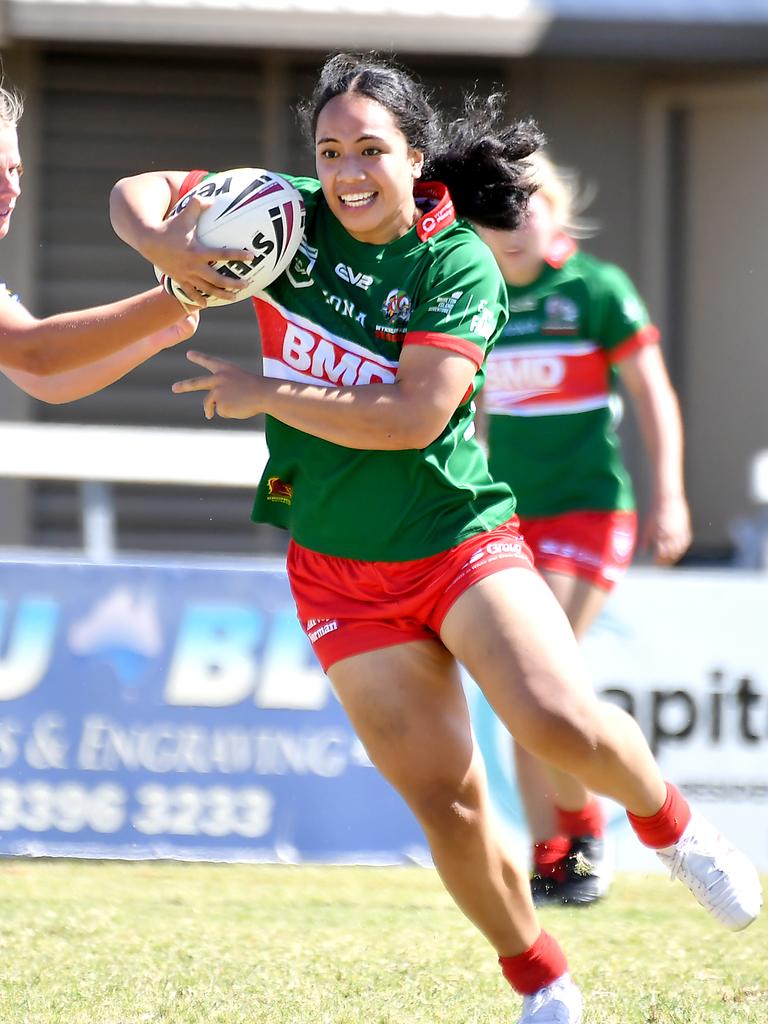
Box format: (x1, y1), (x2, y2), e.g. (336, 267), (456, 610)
(0, 43), (764, 559)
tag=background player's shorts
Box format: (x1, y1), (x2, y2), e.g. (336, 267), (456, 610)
(288, 517), (535, 672)
(518, 509), (637, 591)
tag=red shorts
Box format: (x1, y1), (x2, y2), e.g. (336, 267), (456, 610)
(288, 517), (535, 672)
(518, 509), (637, 591)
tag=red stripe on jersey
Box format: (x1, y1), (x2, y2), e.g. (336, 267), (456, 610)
(253, 296), (398, 386)
(405, 330), (484, 368)
(178, 170), (209, 201)
(485, 343), (610, 412)
(608, 324), (660, 364)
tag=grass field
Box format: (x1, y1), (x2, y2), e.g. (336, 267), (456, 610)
(0, 861), (765, 1024)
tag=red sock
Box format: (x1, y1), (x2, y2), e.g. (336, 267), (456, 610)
(626, 782), (692, 849)
(532, 834), (571, 883)
(499, 931), (569, 995)
(555, 797), (605, 839)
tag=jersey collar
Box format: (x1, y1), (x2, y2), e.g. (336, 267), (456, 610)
(414, 181), (456, 242)
(546, 233), (578, 268)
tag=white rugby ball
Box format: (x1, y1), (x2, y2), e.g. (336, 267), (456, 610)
(155, 167), (305, 307)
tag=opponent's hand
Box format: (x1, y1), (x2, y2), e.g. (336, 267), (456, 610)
(641, 493), (692, 565)
(145, 195), (253, 303)
(172, 350), (263, 420)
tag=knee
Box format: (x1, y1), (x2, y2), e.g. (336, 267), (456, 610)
(522, 697), (603, 769)
(406, 775), (486, 838)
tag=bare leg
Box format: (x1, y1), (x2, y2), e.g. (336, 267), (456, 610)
(328, 638), (539, 956)
(514, 572), (612, 832)
(514, 744), (558, 841)
(440, 569), (667, 817)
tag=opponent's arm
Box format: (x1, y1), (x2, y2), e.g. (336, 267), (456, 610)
(618, 342), (691, 564)
(110, 170), (251, 302)
(173, 343), (478, 451)
(3, 312), (198, 402)
(0, 286), (194, 376)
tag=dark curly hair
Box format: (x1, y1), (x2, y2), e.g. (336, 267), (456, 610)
(300, 53), (543, 230)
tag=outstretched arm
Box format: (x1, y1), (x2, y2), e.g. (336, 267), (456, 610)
(618, 342), (691, 564)
(172, 343), (478, 451)
(0, 285), (194, 376)
(3, 312), (199, 402)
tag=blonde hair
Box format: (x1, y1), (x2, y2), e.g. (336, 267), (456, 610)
(0, 83), (23, 129)
(526, 150), (598, 238)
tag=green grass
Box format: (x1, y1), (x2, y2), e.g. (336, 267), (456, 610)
(0, 861), (765, 1023)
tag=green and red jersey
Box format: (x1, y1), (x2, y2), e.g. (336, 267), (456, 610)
(484, 237), (659, 517)
(179, 172), (515, 561)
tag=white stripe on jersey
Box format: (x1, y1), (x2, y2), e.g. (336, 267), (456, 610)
(488, 340), (599, 360)
(485, 395), (611, 417)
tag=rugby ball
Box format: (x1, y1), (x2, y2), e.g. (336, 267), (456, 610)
(155, 167), (305, 307)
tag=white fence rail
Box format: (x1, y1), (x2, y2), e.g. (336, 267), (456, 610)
(2, 419), (768, 566)
(0, 421), (269, 561)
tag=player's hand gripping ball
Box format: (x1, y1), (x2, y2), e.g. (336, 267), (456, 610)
(155, 167), (305, 307)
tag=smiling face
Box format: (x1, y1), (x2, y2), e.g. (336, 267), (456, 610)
(475, 191), (558, 287)
(315, 92), (424, 246)
(0, 125), (22, 240)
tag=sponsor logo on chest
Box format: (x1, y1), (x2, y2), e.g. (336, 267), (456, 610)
(321, 288), (367, 327)
(484, 341), (609, 415)
(256, 296), (398, 387)
(282, 324), (395, 385)
(504, 296), (581, 338)
(375, 288), (412, 343)
(487, 354), (566, 394)
(541, 295), (580, 335)
(334, 262), (374, 290)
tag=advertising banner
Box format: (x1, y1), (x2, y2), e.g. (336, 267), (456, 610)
(0, 559), (429, 864)
(471, 569), (768, 872)
(1, 560), (765, 870)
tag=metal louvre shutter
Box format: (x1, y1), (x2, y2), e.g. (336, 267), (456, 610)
(33, 47), (304, 556)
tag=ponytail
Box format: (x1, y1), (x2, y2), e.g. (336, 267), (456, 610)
(424, 95), (543, 230)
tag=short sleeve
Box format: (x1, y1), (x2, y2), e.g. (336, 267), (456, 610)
(178, 170), (209, 199)
(405, 233), (508, 369)
(592, 262), (660, 363)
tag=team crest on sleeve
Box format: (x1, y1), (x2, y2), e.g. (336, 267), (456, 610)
(286, 238), (319, 289)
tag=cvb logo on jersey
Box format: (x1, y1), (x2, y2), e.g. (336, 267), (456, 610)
(334, 263), (374, 291)
(541, 295), (580, 335)
(286, 238), (320, 289)
(375, 288), (412, 343)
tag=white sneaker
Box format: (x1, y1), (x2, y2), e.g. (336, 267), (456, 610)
(656, 811), (763, 931)
(517, 972), (583, 1023)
